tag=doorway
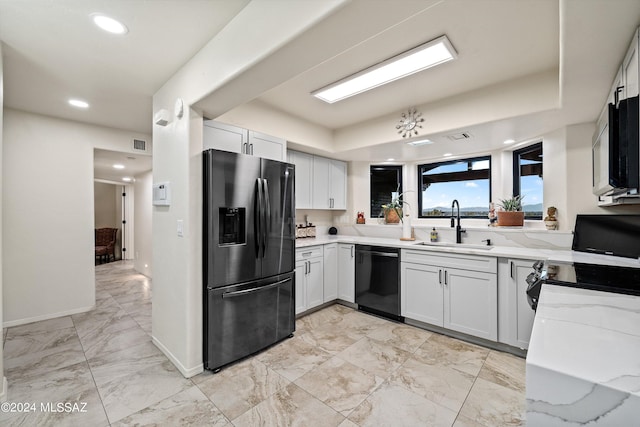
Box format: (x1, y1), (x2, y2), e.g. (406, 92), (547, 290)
(93, 148), (152, 265)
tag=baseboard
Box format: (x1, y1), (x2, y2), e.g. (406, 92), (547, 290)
(3, 304), (95, 328)
(0, 377), (7, 403)
(152, 336), (203, 379)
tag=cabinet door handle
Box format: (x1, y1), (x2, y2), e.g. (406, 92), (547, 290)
(351, 246), (354, 258)
(510, 261), (514, 279)
(439, 269), (442, 285)
(307, 260), (311, 274)
(250, 143), (254, 155)
(444, 270), (448, 286)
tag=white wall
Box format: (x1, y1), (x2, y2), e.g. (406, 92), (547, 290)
(152, 1), (348, 377)
(134, 171), (153, 278)
(0, 41), (7, 401)
(216, 100), (334, 153)
(3, 109), (151, 326)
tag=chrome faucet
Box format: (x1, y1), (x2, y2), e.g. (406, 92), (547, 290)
(451, 199), (466, 243)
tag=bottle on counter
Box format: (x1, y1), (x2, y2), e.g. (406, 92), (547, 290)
(430, 227), (438, 242)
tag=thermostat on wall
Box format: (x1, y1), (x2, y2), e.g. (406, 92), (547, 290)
(153, 182), (171, 206)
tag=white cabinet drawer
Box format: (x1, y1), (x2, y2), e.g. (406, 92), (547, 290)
(401, 249), (497, 274)
(296, 246), (323, 261)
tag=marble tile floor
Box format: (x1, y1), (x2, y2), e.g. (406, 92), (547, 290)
(2, 261), (526, 426)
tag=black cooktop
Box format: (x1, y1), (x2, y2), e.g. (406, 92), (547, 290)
(545, 262), (640, 297)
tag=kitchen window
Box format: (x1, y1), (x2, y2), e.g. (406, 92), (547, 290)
(370, 165), (402, 218)
(513, 142), (543, 219)
(418, 156), (491, 218)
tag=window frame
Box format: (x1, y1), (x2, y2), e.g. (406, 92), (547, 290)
(370, 165), (403, 218)
(512, 142), (543, 220)
(417, 155), (492, 219)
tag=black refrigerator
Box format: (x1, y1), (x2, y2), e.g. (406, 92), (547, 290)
(203, 149), (296, 371)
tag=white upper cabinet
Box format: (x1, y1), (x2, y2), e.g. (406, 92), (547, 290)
(288, 151), (313, 209)
(248, 130), (287, 162)
(329, 159), (347, 210)
(203, 120), (247, 154)
(622, 29), (639, 100)
(288, 150), (347, 211)
(312, 156), (347, 210)
(203, 120), (286, 162)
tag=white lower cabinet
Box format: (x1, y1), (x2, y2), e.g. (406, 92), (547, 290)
(498, 258), (537, 349)
(401, 262), (443, 325)
(295, 247), (324, 314)
(337, 243), (355, 303)
(401, 249), (498, 341)
(323, 243), (338, 302)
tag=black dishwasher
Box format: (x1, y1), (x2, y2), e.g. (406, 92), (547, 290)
(355, 245), (402, 321)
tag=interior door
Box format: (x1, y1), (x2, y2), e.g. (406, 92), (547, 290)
(204, 149), (261, 288)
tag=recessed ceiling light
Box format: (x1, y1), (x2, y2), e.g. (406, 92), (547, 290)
(503, 139), (516, 145)
(407, 139), (433, 146)
(443, 153), (453, 157)
(92, 14), (128, 35)
(312, 35), (457, 103)
(122, 177), (132, 182)
(68, 99), (89, 109)
(113, 164), (125, 169)
(387, 158), (395, 162)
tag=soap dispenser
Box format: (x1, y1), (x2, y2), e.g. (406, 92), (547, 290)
(430, 227), (438, 242)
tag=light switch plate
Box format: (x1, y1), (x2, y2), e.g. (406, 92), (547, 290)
(177, 219), (184, 237)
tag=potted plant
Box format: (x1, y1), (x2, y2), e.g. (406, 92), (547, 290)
(496, 195), (525, 226)
(381, 188), (410, 224)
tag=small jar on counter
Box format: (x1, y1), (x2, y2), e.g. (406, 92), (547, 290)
(296, 225), (307, 239)
(306, 223), (316, 238)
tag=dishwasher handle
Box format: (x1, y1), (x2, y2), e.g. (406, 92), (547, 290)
(357, 250), (398, 258)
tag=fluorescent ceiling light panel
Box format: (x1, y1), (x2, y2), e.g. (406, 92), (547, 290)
(113, 164), (125, 169)
(312, 35), (456, 103)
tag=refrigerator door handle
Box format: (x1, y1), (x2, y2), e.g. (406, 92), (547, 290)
(256, 178), (264, 258)
(263, 179), (271, 255)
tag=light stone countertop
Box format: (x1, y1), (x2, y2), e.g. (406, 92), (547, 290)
(525, 284), (640, 425)
(295, 234), (640, 268)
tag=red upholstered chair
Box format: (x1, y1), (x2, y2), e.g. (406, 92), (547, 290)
(95, 228), (118, 264)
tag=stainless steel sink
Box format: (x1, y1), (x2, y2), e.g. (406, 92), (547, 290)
(414, 242), (494, 250)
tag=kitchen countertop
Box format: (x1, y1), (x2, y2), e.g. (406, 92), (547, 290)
(295, 235), (640, 268)
(525, 284), (640, 425)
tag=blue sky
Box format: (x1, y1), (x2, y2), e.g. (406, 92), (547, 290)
(420, 159), (543, 211)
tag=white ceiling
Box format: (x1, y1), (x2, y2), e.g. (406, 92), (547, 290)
(2, 0), (640, 165)
(0, 0), (249, 134)
(257, 0), (559, 130)
(94, 149), (152, 183)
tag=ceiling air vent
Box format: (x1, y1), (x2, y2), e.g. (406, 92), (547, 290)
(132, 139), (147, 152)
(446, 132), (472, 141)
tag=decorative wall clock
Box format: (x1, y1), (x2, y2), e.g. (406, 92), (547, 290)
(396, 107), (424, 138)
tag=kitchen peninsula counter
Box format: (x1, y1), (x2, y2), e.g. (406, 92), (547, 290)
(526, 284), (640, 426)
